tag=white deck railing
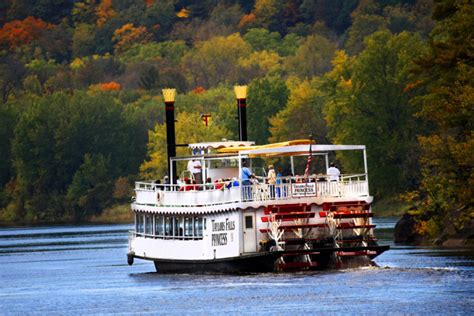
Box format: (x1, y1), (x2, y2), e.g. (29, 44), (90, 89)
(134, 174), (369, 207)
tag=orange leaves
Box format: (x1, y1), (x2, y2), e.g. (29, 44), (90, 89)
(100, 81), (121, 90)
(90, 81), (122, 91)
(0, 16), (53, 50)
(112, 23), (152, 53)
(403, 80), (422, 93)
(176, 8), (190, 18)
(96, 0), (116, 27)
(192, 86), (206, 94)
(238, 13), (256, 29)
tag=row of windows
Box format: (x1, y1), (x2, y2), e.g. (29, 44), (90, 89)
(135, 213), (206, 240)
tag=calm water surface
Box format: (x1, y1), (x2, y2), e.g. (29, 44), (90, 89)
(0, 218), (473, 315)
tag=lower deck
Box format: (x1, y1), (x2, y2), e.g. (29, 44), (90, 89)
(128, 199), (389, 272)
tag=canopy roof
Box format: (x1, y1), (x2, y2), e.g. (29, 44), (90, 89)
(239, 144), (366, 158)
(175, 140), (366, 160)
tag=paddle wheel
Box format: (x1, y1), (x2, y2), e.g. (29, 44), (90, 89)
(260, 201), (384, 271)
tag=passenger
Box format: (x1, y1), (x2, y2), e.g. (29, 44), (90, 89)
(276, 168), (282, 198)
(163, 176), (170, 191)
(241, 160), (253, 186)
(187, 159), (202, 184)
(241, 160), (253, 200)
(205, 177), (213, 190)
(327, 162), (341, 181)
(267, 164), (276, 198)
(226, 177), (239, 189)
(215, 179), (225, 190)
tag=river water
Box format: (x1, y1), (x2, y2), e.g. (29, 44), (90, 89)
(1, 218), (473, 315)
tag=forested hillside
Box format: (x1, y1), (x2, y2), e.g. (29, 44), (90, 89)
(0, 0), (471, 243)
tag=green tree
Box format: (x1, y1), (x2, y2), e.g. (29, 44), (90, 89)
(269, 78), (328, 144)
(324, 31), (426, 196)
(284, 34), (337, 79)
(247, 76), (289, 144)
(243, 28), (281, 52)
(410, 1), (474, 238)
(181, 33), (251, 88)
(66, 153), (113, 220)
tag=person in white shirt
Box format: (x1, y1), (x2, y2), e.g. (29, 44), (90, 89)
(187, 159), (202, 184)
(327, 163), (340, 181)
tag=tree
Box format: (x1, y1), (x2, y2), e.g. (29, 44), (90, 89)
(0, 56), (26, 103)
(344, 14), (387, 55)
(324, 31), (426, 196)
(0, 16), (53, 51)
(181, 33), (251, 88)
(66, 153), (113, 220)
(269, 78), (328, 144)
(284, 34), (337, 79)
(112, 23), (152, 54)
(243, 28), (281, 52)
(410, 1), (474, 238)
(247, 76), (289, 144)
(239, 50), (283, 80)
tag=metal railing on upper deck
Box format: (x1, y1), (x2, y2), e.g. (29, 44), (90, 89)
(134, 174), (369, 208)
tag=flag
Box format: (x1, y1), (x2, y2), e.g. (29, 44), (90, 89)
(304, 144), (312, 180)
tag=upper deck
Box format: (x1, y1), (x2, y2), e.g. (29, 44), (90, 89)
(133, 141), (372, 212)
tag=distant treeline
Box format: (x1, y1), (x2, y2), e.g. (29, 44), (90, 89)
(0, 1), (471, 241)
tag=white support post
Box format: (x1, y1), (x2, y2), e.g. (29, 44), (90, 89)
(238, 154), (242, 202)
(363, 149), (369, 194)
(325, 154), (329, 171)
(290, 156), (295, 176)
(201, 158), (206, 190)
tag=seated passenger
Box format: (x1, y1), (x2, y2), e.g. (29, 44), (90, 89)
(215, 179), (225, 190)
(205, 177), (213, 189)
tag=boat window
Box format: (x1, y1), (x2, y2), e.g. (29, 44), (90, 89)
(145, 214), (153, 235)
(138, 213), (204, 240)
(137, 213), (144, 233)
(155, 215), (164, 237)
(176, 216), (184, 238)
(245, 215), (253, 229)
(183, 217), (191, 237)
(194, 217), (203, 237)
(164, 217), (172, 236)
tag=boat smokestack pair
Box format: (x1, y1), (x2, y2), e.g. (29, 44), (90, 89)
(162, 86), (248, 181)
(234, 85), (248, 142)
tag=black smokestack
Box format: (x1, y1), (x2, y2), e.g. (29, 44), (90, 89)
(163, 88), (177, 184)
(234, 85), (248, 141)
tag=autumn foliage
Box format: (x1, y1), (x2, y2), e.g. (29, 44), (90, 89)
(0, 17), (53, 50)
(112, 23), (152, 53)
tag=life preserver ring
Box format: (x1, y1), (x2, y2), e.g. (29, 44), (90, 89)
(156, 191), (164, 205)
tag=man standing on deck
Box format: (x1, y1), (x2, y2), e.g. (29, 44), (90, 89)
(187, 159), (202, 184)
(327, 163), (340, 181)
(241, 160), (253, 200)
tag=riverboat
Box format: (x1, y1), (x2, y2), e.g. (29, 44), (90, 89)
(127, 87), (389, 273)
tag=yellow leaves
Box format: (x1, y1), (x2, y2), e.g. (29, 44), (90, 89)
(238, 50), (282, 76)
(176, 8), (190, 18)
(70, 57), (85, 70)
(340, 77), (352, 89)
